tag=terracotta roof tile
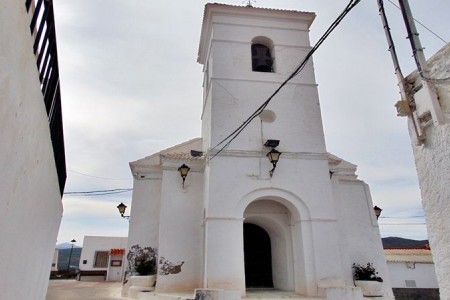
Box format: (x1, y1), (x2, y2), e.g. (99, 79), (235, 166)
(384, 249), (434, 263)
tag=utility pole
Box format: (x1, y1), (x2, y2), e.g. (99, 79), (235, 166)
(376, 0), (424, 141)
(397, 0), (444, 126)
(66, 239), (76, 277)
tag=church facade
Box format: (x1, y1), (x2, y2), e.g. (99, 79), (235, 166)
(127, 4), (392, 299)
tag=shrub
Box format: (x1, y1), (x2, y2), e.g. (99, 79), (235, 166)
(127, 245), (157, 275)
(352, 262), (383, 282)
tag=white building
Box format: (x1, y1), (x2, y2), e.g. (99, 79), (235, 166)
(0, 1), (66, 299)
(404, 43), (450, 298)
(384, 248), (439, 299)
(127, 4), (393, 299)
(78, 236), (128, 282)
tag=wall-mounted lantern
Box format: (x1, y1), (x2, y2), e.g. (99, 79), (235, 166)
(374, 206), (382, 220)
(117, 202), (130, 220)
(267, 148), (281, 177)
(264, 140), (281, 178)
(178, 164), (190, 188)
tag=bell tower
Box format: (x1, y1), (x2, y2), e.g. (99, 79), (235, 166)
(197, 4), (324, 155)
(197, 4), (347, 296)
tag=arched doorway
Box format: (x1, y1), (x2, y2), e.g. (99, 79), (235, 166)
(244, 223), (273, 288)
(243, 199), (297, 291)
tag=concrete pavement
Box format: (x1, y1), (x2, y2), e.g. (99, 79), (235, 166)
(46, 280), (124, 300)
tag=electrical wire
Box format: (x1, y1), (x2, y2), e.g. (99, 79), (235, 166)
(378, 215), (426, 225)
(68, 169), (131, 181)
(380, 215), (425, 219)
(378, 223), (426, 225)
(209, 0), (361, 159)
(63, 188), (132, 196)
(386, 0), (447, 44)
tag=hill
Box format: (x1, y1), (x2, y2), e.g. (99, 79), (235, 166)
(382, 237), (429, 248)
(56, 242), (82, 250)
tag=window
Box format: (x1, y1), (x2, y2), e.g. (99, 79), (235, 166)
(405, 280), (416, 287)
(94, 251), (109, 268)
(251, 44), (273, 72)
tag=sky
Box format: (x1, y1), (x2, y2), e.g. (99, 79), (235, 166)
(52, 0), (449, 246)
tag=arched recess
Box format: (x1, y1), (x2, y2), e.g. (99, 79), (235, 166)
(238, 189), (314, 294)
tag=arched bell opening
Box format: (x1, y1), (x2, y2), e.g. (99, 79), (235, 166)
(251, 36), (274, 73)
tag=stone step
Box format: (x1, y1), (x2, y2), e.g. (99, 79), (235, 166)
(134, 290), (325, 300)
(244, 289), (324, 300)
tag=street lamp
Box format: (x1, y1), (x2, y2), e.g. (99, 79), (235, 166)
(374, 206), (383, 220)
(266, 148), (282, 177)
(117, 202), (130, 219)
(178, 164), (191, 188)
(66, 239), (76, 276)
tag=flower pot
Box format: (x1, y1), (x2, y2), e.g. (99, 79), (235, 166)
(129, 275), (156, 288)
(354, 280), (383, 297)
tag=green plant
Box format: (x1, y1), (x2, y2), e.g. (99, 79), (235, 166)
(352, 262), (383, 282)
(127, 245), (157, 275)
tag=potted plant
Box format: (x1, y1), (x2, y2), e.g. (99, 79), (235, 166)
(127, 245), (157, 288)
(352, 262), (383, 297)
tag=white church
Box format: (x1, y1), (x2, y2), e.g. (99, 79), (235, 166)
(127, 3), (393, 299)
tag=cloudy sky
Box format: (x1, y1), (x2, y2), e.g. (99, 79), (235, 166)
(53, 0), (449, 246)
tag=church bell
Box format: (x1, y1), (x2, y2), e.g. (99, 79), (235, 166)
(251, 44), (273, 72)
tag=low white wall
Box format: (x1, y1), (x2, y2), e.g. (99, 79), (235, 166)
(387, 262), (438, 289)
(0, 1), (63, 299)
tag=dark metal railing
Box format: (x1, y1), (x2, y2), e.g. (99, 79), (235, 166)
(26, 0), (66, 196)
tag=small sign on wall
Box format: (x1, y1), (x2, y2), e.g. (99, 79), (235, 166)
(110, 260), (122, 267)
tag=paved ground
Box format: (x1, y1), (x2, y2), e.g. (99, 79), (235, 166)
(46, 280), (124, 300)
(46, 280), (323, 299)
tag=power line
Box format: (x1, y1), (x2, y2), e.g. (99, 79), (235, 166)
(386, 0), (447, 44)
(209, 0), (362, 159)
(68, 169), (131, 181)
(380, 215), (425, 219)
(379, 223), (426, 225)
(64, 188), (132, 197)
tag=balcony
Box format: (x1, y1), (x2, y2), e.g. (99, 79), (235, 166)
(25, 0), (66, 195)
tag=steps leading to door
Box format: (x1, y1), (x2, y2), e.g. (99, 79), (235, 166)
(133, 289), (325, 300)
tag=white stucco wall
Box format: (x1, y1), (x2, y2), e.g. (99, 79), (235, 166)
(129, 139), (205, 292)
(156, 160), (204, 292)
(128, 176), (162, 249)
(333, 178), (393, 298)
(79, 236), (128, 281)
(0, 1), (64, 300)
(406, 44), (450, 298)
(387, 262), (438, 289)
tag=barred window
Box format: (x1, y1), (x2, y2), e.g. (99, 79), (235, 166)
(94, 251), (109, 268)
